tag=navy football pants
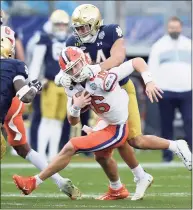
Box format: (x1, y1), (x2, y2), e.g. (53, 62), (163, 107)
(159, 91), (192, 161)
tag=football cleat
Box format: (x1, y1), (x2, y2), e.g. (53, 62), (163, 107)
(96, 185), (129, 200)
(13, 175), (36, 195)
(131, 173), (153, 201)
(175, 140), (192, 171)
(59, 178), (82, 200)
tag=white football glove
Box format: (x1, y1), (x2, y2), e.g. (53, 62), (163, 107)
(73, 65), (93, 83)
(73, 64), (102, 83)
(54, 71), (72, 88)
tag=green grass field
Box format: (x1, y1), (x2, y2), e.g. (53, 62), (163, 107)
(1, 150), (192, 209)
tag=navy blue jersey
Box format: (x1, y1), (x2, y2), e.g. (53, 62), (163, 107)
(37, 33), (67, 80)
(0, 58), (28, 123)
(66, 24), (130, 86)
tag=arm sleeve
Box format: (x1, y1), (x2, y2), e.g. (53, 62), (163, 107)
(109, 59), (134, 82)
(15, 61), (29, 80)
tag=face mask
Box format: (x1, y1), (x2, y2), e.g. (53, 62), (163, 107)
(169, 32), (180, 39)
(53, 31), (67, 40)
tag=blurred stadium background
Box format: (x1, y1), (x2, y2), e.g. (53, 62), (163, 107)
(1, 1), (192, 209)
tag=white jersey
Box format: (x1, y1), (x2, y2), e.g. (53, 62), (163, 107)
(65, 60), (135, 126)
(1, 26), (15, 46)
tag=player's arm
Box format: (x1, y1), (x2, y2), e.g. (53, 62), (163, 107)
(104, 58), (163, 102)
(67, 96), (81, 126)
(100, 38), (126, 71)
(67, 90), (91, 126)
(109, 57), (150, 82)
(13, 76), (42, 103)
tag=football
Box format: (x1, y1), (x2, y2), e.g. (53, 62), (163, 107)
(72, 91), (91, 113)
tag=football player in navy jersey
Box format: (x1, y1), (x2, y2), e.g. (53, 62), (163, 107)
(0, 37), (38, 125)
(28, 10), (71, 161)
(0, 25), (81, 199)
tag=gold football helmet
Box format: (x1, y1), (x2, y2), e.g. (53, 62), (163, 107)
(49, 9), (70, 40)
(71, 4), (103, 43)
(0, 36), (14, 58)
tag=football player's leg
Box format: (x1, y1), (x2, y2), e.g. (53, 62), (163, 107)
(48, 86), (68, 160)
(80, 110), (93, 157)
(95, 148), (129, 200)
(123, 80), (153, 200)
(5, 103), (80, 198)
(38, 87), (52, 159)
(31, 125), (127, 191)
(38, 81), (63, 160)
(178, 91), (192, 150)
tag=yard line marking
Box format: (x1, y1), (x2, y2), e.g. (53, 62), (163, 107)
(1, 162), (184, 169)
(1, 192), (191, 198)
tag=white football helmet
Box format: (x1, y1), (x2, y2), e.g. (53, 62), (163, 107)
(58, 46), (91, 83)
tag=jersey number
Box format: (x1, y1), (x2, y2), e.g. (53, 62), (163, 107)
(91, 96), (110, 114)
(85, 49), (107, 64)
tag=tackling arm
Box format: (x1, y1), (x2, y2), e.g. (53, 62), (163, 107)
(99, 38), (126, 71)
(109, 57), (153, 84)
(13, 76), (42, 103)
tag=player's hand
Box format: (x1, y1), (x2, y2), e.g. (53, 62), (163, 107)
(56, 73), (72, 88)
(76, 65), (94, 82)
(145, 82), (164, 103)
(29, 79), (43, 93)
(73, 90), (91, 109)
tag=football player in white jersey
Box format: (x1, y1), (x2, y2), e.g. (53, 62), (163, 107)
(13, 47), (191, 197)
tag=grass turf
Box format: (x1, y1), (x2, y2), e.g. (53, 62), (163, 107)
(1, 150), (192, 209)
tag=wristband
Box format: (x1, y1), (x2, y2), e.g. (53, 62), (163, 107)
(16, 85), (31, 100)
(141, 71), (153, 85)
(69, 105), (81, 117)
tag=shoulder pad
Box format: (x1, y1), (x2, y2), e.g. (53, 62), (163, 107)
(66, 35), (79, 47)
(103, 72), (118, 92)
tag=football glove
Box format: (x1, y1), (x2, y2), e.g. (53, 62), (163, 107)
(55, 72), (72, 88)
(28, 79), (42, 92)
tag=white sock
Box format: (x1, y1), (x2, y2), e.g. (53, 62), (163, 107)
(48, 119), (63, 161)
(131, 164), (145, 180)
(109, 178), (123, 190)
(37, 117), (51, 159)
(34, 175), (43, 186)
(168, 140), (177, 152)
(25, 149), (64, 188)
